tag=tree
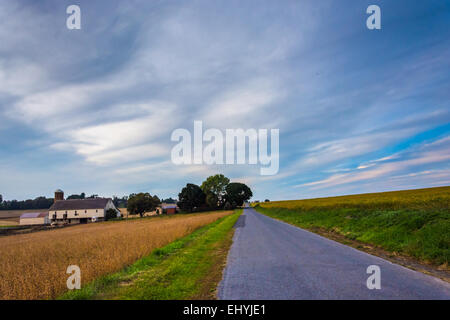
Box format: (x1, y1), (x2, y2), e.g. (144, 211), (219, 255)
(0, 196), (53, 211)
(152, 195), (161, 206)
(105, 208), (119, 221)
(113, 195), (128, 208)
(201, 174), (230, 208)
(127, 193), (158, 217)
(265, 199), (270, 202)
(205, 193), (218, 209)
(225, 183), (253, 207)
(223, 201), (233, 210)
(67, 193), (85, 200)
(178, 184), (206, 213)
(112, 196), (119, 207)
(162, 197), (176, 204)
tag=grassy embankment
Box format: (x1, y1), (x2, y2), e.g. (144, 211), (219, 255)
(255, 187), (449, 268)
(0, 210), (233, 299)
(61, 210), (242, 300)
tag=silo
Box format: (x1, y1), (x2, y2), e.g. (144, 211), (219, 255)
(54, 189), (64, 202)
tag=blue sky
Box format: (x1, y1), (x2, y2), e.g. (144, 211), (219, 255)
(0, 0), (449, 201)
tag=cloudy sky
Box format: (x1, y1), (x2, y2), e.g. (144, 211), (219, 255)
(0, 0), (449, 201)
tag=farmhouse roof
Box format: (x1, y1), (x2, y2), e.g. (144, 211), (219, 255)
(49, 198), (112, 211)
(20, 212), (48, 219)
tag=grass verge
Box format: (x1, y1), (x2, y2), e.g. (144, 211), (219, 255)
(60, 210), (242, 300)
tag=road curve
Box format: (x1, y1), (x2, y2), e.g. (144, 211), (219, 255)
(218, 208), (450, 300)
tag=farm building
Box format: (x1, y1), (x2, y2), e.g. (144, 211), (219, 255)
(49, 189), (119, 224)
(157, 204), (178, 215)
(20, 212), (50, 225)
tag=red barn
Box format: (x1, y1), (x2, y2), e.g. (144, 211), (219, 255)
(162, 204), (177, 215)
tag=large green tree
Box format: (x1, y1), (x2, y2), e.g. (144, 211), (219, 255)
(67, 192), (85, 200)
(205, 193), (219, 209)
(225, 182), (253, 207)
(178, 183), (206, 212)
(152, 195), (161, 206)
(127, 193), (159, 217)
(200, 174), (230, 208)
(161, 197), (177, 204)
(105, 208), (119, 221)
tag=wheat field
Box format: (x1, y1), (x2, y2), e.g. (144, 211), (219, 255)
(259, 186), (450, 211)
(0, 211), (231, 300)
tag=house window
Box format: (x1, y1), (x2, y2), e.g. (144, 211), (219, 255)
(85, 210), (87, 213)
(75, 211), (77, 214)
(96, 209), (98, 213)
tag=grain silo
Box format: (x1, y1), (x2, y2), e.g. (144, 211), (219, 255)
(54, 189), (64, 202)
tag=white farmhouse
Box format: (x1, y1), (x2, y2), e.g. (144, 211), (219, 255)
(49, 190), (119, 224)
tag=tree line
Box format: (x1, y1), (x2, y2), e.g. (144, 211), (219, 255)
(0, 195), (54, 211)
(125, 174), (253, 217)
(0, 193), (120, 211)
(0, 174), (252, 214)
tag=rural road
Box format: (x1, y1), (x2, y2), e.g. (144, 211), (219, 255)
(218, 208), (450, 299)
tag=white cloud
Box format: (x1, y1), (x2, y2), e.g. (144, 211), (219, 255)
(301, 128), (417, 167)
(298, 136), (450, 189)
(0, 58), (50, 97)
(46, 101), (178, 165)
(11, 84), (96, 121)
(203, 78), (282, 128)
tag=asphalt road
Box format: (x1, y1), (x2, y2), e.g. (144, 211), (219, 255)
(218, 208), (450, 299)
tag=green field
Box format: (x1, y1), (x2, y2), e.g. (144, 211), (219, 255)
(61, 210), (242, 300)
(255, 187), (450, 266)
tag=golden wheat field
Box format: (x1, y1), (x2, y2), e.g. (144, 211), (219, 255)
(0, 211), (232, 300)
(259, 186), (450, 211)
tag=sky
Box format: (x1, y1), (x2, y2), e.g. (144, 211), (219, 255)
(0, 0), (449, 201)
